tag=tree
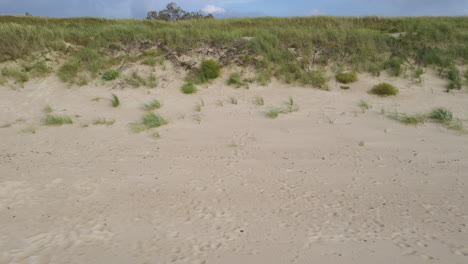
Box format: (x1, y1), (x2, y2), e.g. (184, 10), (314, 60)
(146, 2), (214, 21)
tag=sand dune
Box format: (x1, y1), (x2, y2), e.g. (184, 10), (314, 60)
(1, 69), (468, 264)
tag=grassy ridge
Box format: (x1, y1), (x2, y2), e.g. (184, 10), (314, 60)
(0, 16), (466, 85)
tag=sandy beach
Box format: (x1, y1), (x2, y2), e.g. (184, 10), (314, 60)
(1, 66), (467, 263)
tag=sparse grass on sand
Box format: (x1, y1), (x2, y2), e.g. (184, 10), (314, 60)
(386, 107), (464, 131)
(130, 112), (168, 132)
(369, 83), (399, 96)
(42, 114), (73, 126)
(92, 118), (115, 126)
(358, 99), (371, 111)
(0, 122), (12, 128)
(254, 96), (264, 106)
(266, 96), (299, 118)
(1, 66), (29, 85)
(143, 99), (162, 111)
(43, 105), (53, 114)
(229, 97), (238, 105)
(20, 125), (36, 134)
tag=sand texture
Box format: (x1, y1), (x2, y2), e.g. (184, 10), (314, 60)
(1, 69), (468, 264)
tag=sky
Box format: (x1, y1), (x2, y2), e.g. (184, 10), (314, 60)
(0, 0), (467, 18)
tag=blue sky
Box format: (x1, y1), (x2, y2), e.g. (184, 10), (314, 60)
(0, 0), (467, 18)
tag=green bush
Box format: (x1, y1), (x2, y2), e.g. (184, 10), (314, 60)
(181, 82), (197, 94)
(301, 70), (328, 89)
(446, 66), (462, 90)
(369, 83), (399, 96)
(111, 94), (120, 107)
(102, 69), (120, 81)
(335, 72), (358, 84)
(429, 108), (453, 122)
(200, 59), (221, 80)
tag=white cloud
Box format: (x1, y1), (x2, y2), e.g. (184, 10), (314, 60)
(308, 9), (325, 16)
(202, 5), (226, 14)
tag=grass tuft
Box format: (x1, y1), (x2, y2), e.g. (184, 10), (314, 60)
(42, 114), (73, 126)
(111, 94), (120, 107)
(254, 96), (264, 106)
(181, 82), (197, 94)
(2, 66), (29, 84)
(143, 99), (162, 111)
(369, 83), (399, 96)
(92, 118), (115, 126)
(388, 112), (427, 125)
(142, 112), (168, 129)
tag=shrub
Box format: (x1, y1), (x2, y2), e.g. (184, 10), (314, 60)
(229, 97), (238, 105)
(336, 72), (358, 84)
(254, 96), (264, 106)
(111, 94), (120, 107)
(384, 57), (403, 76)
(144, 99), (161, 111)
(301, 70), (328, 89)
(102, 69), (120, 81)
(200, 59), (221, 80)
(446, 66), (462, 90)
(142, 112), (167, 128)
(369, 83), (399, 96)
(266, 107), (280, 119)
(181, 82), (197, 94)
(42, 114), (73, 126)
(429, 108), (453, 123)
(414, 68), (424, 79)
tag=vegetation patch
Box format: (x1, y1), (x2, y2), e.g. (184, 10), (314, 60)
(42, 114), (73, 126)
(143, 99), (162, 111)
(111, 94), (120, 107)
(102, 69), (120, 81)
(1, 66), (29, 85)
(181, 82), (197, 94)
(92, 118), (115, 126)
(369, 83), (399, 96)
(336, 72), (358, 84)
(428, 108), (453, 123)
(227, 72), (253, 88)
(388, 112), (427, 125)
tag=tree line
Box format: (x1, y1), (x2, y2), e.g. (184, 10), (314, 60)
(146, 2), (214, 21)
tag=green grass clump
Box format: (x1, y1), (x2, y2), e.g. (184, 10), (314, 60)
(201, 59), (221, 80)
(125, 72), (146, 87)
(144, 99), (162, 111)
(0, 123), (12, 128)
(369, 83), (399, 96)
(22, 61), (51, 77)
(446, 66), (462, 90)
(266, 107), (281, 119)
(384, 57), (403, 76)
(428, 108), (453, 123)
(92, 118), (115, 126)
(181, 82), (197, 94)
(227, 73), (242, 87)
(229, 97), (238, 105)
(301, 70), (328, 89)
(102, 69), (120, 81)
(111, 94), (120, 107)
(2, 66), (29, 84)
(57, 59), (79, 83)
(141, 56), (157, 66)
(42, 114), (73, 126)
(388, 112), (427, 125)
(340, 86), (350, 90)
(147, 73), (157, 88)
(142, 112), (168, 129)
(336, 72), (358, 84)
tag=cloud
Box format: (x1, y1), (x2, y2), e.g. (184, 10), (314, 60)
(308, 9), (325, 16)
(201, 5), (226, 14)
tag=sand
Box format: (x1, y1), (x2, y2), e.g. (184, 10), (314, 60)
(1, 68), (468, 264)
